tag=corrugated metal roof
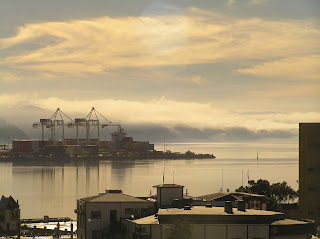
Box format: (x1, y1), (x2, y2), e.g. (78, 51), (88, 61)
(197, 192), (227, 201)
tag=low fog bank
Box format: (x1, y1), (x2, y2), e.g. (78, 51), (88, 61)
(0, 103), (298, 143)
(0, 119), (297, 144)
(125, 123), (298, 143)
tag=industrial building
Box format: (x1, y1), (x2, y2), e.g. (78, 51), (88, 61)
(9, 108), (154, 159)
(299, 123), (320, 229)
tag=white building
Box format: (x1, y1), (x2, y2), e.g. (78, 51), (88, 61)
(76, 189), (155, 239)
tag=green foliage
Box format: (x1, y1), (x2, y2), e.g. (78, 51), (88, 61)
(235, 179), (298, 211)
(166, 219), (192, 239)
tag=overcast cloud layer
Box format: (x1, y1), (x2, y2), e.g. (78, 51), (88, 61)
(0, 0), (319, 142)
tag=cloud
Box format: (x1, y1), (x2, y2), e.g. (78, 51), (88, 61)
(0, 71), (21, 82)
(0, 94), (319, 133)
(126, 123), (297, 143)
(0, 8), (319, 80)
(191, 75), (206, 85)
(226, 0), (270, 7)
(237, 55), (320, 80)
(248, 0), (269, 5)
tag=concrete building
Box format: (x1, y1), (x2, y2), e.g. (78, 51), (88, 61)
(299, 123), (320, 229)
(125, 203), (315, 239)
(152, 184), (184, 209)
(76, 189), (155, 239)
(0, 196), (20, 236)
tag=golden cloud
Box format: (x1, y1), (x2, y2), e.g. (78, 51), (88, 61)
(1, 94), (319, 131)
(237, 55), (320, 80)
(0, 8), (319, 79)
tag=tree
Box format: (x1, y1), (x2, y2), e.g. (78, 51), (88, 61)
(235, 179), (298, 211)
(166, 219), (191, 239)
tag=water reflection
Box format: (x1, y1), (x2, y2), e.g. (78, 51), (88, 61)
(0, 142), (298, 220)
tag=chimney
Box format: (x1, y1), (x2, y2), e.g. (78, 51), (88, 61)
(237, 200), (246, 212)
(224, 201), (233, 214)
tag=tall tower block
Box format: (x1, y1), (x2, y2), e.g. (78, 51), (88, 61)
(299, 123), (320, 229)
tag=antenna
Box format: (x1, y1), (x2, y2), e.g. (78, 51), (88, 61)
(173, 171), (174, 184)
(222, 169), (224, 193)
(242, 170), (243, 190)
(162, 170), (165, 184)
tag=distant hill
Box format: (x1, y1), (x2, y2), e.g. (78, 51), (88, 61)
(0, 118), (28, 143)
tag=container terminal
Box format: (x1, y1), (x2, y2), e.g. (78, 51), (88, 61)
(0, 108), (215, 160)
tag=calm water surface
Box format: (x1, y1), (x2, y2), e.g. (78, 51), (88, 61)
(0, 142), (298, 219)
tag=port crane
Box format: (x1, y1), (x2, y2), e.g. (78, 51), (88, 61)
(33, 107), (122, 145)
(32, 108), (75, 143)
(80, 107), (121, 145)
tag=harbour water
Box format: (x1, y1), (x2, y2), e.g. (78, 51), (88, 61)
(0, 141), (298, 220)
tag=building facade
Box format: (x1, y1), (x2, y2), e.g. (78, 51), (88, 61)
(124, 204), (315, 239)
(76, 189), (155, 239)
(0, 196), (20, 236)
(152, 184), (184, 209)
(299, 123), (320, 229)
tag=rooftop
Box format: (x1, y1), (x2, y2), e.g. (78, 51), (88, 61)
(197, 192), (266, 202)
(158, 206), (282, 216)
(153, 184), (184, 188)
(130, 215), (159, 225)
(0, 195), (19, 210)
(80, 192), (152, 203)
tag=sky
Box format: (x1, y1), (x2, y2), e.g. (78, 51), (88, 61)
(0, 0), (319, 142)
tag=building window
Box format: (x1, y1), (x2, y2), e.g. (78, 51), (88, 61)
(134, 208), (140, 214)
(11, 210), (18, 219)
(125, 208), (133, 214)
(110, 210), (117, 222)
(141, 208), (149, 214)
(91, 211), (101, 219)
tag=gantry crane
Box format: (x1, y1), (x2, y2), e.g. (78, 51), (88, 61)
(33, 107), (122, 145)
(80, 107), (121, 145)
(32, 108), (75, 143)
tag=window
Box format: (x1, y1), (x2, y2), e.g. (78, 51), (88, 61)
(11, 210), (18, 219)
(125, 208), (133, 214)
(110, 210), (117, 222)
(134, 208), (140, 214)
(141, 208), (149, 214)
(91, 211), (101, 219)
